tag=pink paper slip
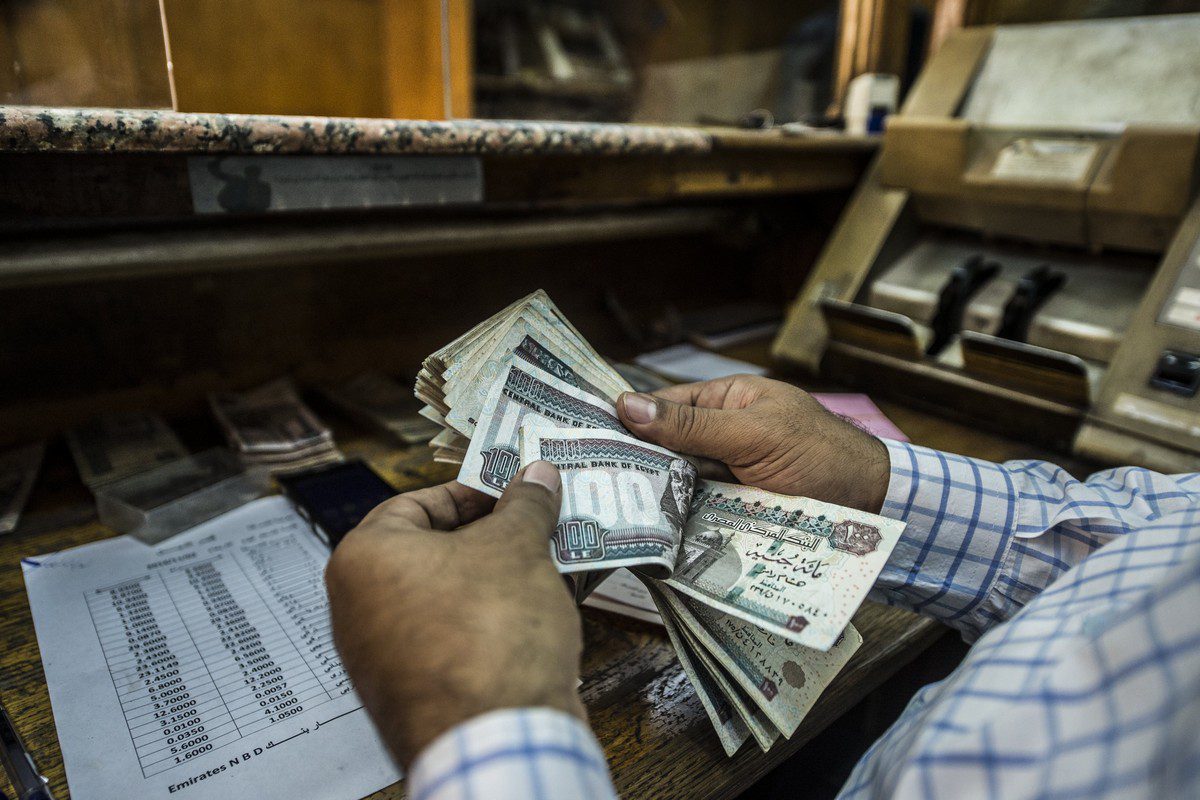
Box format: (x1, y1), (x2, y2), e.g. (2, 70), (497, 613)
(812, 393), (909, 442)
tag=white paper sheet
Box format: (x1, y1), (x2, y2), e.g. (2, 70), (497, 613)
(634, 344), (767, 383)
(23, 497), (400, 800)
(583, 569), (663, 625)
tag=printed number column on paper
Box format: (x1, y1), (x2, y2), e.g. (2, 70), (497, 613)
(236, 532), (352, 698)
(83, 529), (349, 778)
(161, 555), (330, 739)
(86, 576), (239, 778)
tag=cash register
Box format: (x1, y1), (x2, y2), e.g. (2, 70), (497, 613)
(774, 14), (1200, 472)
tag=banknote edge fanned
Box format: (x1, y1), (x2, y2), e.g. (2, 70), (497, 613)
(457, 361), (627, 498)
(667, 586), (865, 737)
(646, 586), (751, 757)
(444, 320), (627, 432)
(657, 586), (803, 737)
(649, 583), (781, 751)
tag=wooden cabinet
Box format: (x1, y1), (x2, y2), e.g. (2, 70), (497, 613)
(0, 0), (473, 119)
(164, 0), (473, 118)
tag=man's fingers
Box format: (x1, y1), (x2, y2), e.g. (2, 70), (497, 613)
(442, 483), (502, 525)
(692, 455), (737, 482)
(363, 481), (497, 532)
(651, 376), (739, 409)
(618, 391), (738, 461)
(483, 461), (563, 548)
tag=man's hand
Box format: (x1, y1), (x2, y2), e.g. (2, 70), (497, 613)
(617, 375), (890, 513)
(325, 461), (584, 768)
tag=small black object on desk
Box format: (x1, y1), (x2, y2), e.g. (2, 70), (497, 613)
(277, 459), (399, 550)
(0, 699), (54, 800)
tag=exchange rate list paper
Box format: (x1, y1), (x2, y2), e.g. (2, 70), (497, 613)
(23, 496), (400, 800)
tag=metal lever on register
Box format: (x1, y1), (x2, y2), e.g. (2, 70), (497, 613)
(996, 265), (1067, 344)
(927, 255), (1000, 356)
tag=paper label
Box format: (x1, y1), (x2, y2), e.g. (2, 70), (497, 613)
(189, 155), (483, 214)
(991, 138), (1099, 183)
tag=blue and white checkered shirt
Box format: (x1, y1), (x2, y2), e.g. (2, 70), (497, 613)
(409, 440), (1200, 800)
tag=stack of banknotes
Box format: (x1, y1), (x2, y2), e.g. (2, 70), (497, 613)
(210, 378), (343, 474)
(67, 412), (189, 490)
(417, 291), (905, 756)
(323, 372), (441, 445)
(415, 290), (628, 465)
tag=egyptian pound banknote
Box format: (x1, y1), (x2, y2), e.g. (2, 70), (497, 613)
(667, 480), (903, 651)
(519, 426), (697, 578)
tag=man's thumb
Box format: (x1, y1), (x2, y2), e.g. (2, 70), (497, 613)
(618, 392), (731, 460)
(490, 461), (563, 546)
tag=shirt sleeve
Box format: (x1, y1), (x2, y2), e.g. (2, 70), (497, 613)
(408, 707), (618, 800)
(869, 439), (1200, 641)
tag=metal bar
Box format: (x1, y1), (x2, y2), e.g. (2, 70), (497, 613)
(0, 208), (737, 288)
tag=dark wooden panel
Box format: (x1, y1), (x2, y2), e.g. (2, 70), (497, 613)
(0, 146), (872, 222)
(0, 230), (762, 445)
(0, 154), (192, 219)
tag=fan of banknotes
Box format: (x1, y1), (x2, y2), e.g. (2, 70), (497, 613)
(416, 291), (905, 756)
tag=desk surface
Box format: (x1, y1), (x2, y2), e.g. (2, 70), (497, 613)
(0, 363), (1097, 800)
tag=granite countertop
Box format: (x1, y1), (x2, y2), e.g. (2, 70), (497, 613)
(0, 105), (713, 156)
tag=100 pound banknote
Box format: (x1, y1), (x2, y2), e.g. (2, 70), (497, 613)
(443, 307), (627, 435)
(519, 427), (697, 578)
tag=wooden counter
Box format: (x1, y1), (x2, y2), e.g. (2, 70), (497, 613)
(0, 106), (876, 225)
(0, 349), (1100, 800)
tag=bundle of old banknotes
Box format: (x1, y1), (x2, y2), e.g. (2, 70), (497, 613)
(210, 378), (343, 474)
(66, 412), (190, 490)
(416, 291), (904, 756)
(323, 371), (441, 445)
